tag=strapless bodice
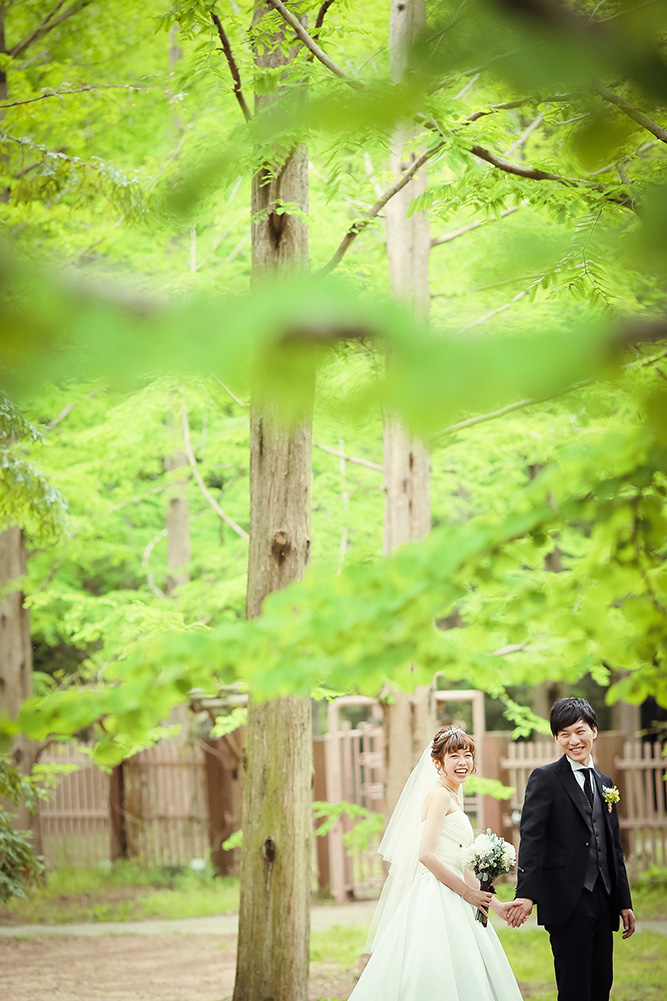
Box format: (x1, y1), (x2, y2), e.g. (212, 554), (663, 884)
(424, 810), (473, 877)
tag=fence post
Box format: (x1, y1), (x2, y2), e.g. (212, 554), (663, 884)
(109, 764), (127, 861)
(481, 732), (511, 843)
(203, 733), (243, 875)
(313, 737), (330, 892)
(596, 731), (629, 856)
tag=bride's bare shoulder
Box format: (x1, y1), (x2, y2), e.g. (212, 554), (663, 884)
(421, 782), (451, 820)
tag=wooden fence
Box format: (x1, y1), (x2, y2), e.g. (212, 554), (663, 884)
(500, 736), (667, 877)
(38, 743), (111, 867)
(615, 740), (667, 875)
(37, 741), (210, 868)
(316, 706), (386, 904)
(31, 733), (667, 889)
(120, 741), (210, 866)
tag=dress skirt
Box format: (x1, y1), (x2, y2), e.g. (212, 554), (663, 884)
(348, 867), (523, 1001)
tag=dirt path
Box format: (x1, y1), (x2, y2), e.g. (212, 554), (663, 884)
(0, 931), (359, 1001)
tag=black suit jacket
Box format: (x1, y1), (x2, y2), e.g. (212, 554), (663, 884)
(515, 754), (632, 927)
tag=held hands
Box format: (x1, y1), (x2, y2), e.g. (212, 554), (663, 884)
(505, 898), (533, 927)
(492, 901), (514, 923)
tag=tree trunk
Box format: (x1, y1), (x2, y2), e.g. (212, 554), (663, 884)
(233, 6), (312, 1000)
(0, 526), (37, 833)
(0, 7), (9, 203)
(165, 443), (190, 596)
(382, 0), (435, 816)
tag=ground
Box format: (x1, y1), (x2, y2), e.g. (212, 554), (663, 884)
(0, 932), (359, 1001)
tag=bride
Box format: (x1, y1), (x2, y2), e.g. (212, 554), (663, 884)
(347, 726), (523, 1001)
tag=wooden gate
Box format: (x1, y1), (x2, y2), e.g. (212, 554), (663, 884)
(317, 697), (386, 904)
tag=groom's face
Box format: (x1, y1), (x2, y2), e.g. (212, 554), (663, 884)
(554, 718), (598, 765)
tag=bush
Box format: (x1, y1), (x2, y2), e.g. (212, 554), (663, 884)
(0, 755), (45, 902)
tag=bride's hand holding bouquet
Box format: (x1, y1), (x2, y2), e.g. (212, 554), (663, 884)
(464, 830), (517, 927)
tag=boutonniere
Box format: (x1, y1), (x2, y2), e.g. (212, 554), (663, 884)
(602, 785), (620, 814)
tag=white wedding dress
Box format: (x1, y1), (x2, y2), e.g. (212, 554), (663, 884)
(348, 809), (523, 1001)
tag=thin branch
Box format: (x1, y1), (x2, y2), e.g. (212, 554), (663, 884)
(436, 348), (667, 439)
(431, 203), (526, 249)
(109, 486), (164, 513)
(322, 92), (617, 273)
(492, 642), (531, 656)
(14, 148), (68, 179)
(181, 404), (249, 541)
(10, 1), (95, 59)
(265, 0), (360, 86)
(337, 437), (349, 572)
(467, 143), (576, 183)
(463, 98), (541, 124)
(212, 374), (249, 408)
(142, 529), (167, 599)
(46, 402), (76, 429)
(318, 139), (446, 274)
(467, 143), (635, 210)
(598, 84), (667, 146)
(44, 389), (98, 430)
(314, 0), (337, 38)
(210, 9), (252, 122)
(503, 112), (545, 158)
(313, 442), (383, 472)
(458, 289), (528, 333)
(0, 84), (148, 110)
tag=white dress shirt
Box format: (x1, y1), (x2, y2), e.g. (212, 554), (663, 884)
(568, 755), (597, 801)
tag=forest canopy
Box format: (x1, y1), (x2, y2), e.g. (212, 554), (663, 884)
(1, 0), (666, 763)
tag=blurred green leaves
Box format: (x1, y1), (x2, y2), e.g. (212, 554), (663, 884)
(0, 253), (652, 436)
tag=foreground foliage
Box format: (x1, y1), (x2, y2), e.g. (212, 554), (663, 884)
(0, 0), (666, 758)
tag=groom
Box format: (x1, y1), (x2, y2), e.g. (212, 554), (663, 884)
(507, 697), (635, 1001)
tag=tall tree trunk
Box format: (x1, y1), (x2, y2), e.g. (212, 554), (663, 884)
(382, 0), (435, 816)
(165, 442), (190, 596)
(233, 6), (312, 1000)
(0, 17), (39, 845)
(0, 6), (8, 203)
(0, 527), (37, 831)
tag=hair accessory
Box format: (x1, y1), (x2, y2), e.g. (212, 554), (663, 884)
(441, 725), (464, 737)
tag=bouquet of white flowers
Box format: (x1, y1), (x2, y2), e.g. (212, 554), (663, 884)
(464, 829), (517, 926)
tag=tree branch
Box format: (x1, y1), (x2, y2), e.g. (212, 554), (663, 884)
(210, 9), (252, 123)
(142, 529), (167, 599)
(0, 84), (148, 111)
(436, 347), (667, 439)
(318, 139), (446, 274)
(212, 374), (249, 408)
(598, 84), (667, 146)
(181, 404), (249, 541)
(10, 1), (94, 59)
(321, 90), (625, 273)
(313, 442), (383, 472)
(463, 98), (541, 124)
(458, 289), (528, 333)
(467, 143), (635, 209)
(431, 203), (526, 248)
(467, 143), (574, 183)
(503, 111), (545, 157)
(265, 0), (360, 86)
(314, 0), (336, 38)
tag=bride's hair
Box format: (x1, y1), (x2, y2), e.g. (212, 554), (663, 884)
(431, 726), (476, 772)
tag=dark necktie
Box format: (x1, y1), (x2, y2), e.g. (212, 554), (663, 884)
(581, 767), (594, 809)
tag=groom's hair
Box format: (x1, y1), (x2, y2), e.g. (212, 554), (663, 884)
(550, 697), (598, 736)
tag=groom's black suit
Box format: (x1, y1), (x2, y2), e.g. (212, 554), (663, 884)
(516, 754), (632, 1001)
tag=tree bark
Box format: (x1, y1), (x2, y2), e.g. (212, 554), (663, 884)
(382, 0), (435, 816)
(233, 6), (312, 1000)
(165, 443), (190, 596)
(0, 526), (37, 832)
